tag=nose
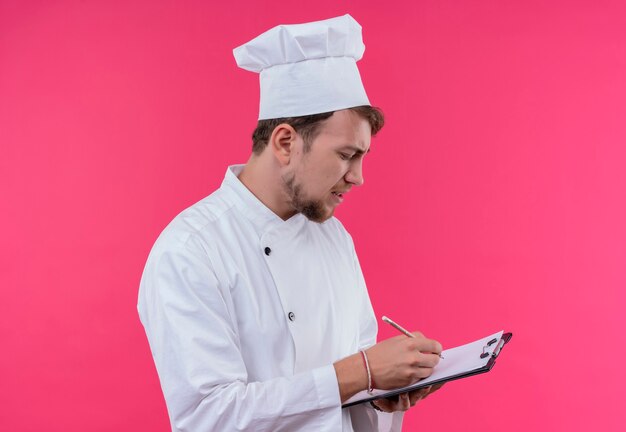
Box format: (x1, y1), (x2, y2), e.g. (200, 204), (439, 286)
(344, 159), (365, 186)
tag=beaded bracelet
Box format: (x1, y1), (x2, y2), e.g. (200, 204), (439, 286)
(359, 349), (375, 394)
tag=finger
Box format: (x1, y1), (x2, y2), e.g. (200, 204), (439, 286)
(408, 390), (422, 405)
(409, 386), (432, 406)
(414, 366), (435, 379)
(423, 383), (444, 399)
(399, 392), (411, 411)
(431, 383), (444, 392)
(374, 395), (401, 413)
(415, 352), (441, 368)
(384, 393), (410, 412)
(371, 400), (391, 413)
(375, 393), (410, 413)
(415, 338), (443, 356)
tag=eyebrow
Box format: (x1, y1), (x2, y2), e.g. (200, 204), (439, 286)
(340, 145), (371, 155)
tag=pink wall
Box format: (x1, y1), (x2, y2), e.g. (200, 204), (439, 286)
(1, 1), (625, 430)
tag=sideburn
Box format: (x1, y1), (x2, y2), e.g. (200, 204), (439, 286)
(282, 171), (327, 223)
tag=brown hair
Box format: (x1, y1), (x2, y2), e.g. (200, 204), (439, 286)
(251, 105), (385, 155)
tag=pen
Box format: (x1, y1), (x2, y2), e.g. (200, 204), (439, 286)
(382, 316), (444, 359)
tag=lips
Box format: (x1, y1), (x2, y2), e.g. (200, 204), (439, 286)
(331, 191), (347, 204)
(331, 189), (349, 197)
(331, 191), (349, 200)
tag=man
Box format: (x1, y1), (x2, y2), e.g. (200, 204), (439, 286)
(138, 15), (443, 431)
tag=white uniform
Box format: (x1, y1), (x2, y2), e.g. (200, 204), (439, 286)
(138, 165), (403, 431)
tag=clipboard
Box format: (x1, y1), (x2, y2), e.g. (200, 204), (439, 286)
(342, 330), (513, 408)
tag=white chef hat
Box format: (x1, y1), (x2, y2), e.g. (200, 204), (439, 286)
(233, 14), (371, 120)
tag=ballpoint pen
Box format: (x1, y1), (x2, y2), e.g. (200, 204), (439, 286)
(382, 315), (444, 359)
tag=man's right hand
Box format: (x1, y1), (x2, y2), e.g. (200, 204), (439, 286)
(333, 331), (442, 403)
(366, 331), (442, 390)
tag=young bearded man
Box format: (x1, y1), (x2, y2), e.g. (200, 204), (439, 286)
(138, 15), (443, 431)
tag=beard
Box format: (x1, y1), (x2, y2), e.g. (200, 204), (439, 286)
(282, 171), (331, 223)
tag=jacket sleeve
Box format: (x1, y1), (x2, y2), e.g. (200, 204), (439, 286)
(347, 241), (405, 432)
(137, 236), (343, 432)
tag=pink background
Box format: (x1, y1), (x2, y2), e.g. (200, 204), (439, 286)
(2, 1), (625, 430)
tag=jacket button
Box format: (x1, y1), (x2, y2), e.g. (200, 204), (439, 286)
(288, 312), (295, 321)
(264, 247), (271, 256)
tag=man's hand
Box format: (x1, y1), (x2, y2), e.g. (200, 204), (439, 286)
(334, 331), (443, 403)
(366, 331), (442, 390)
(371, 384), (444, 412)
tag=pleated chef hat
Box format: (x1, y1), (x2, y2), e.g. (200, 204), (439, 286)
(233, 14), (371, 120)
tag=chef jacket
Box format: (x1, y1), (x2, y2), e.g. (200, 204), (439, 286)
(138, 165), (403, 431)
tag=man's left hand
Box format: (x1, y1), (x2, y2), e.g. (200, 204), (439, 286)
(371, 384), (444, 412)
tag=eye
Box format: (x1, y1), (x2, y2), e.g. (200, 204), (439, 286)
(339, 152), (353, 160)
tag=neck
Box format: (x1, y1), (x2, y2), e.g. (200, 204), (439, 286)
(238, 152), (296, 221)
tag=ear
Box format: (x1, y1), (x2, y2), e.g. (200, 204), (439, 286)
(269, 123), (297, 166)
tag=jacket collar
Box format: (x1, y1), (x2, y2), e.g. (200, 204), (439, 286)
(221, 165), (306, 236)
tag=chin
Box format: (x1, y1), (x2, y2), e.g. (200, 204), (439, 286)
(302, 206), (334, 223)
